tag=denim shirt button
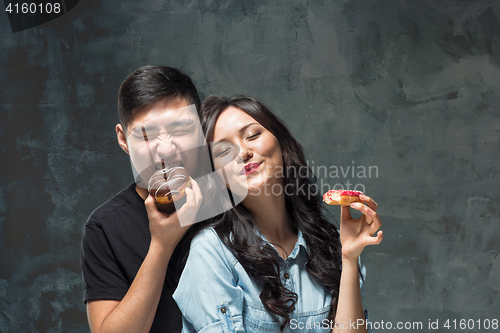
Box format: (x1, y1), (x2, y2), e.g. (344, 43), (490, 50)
(220, 306), (227, 314)
(291, 305), (295, 311)
(284, 272), (290, 279)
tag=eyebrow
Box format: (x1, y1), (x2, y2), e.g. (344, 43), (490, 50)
(131, 119), (194, 133)
(168, 119), (194, 127)
(214, 122), (259, 144)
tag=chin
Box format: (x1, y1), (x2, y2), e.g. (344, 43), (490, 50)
(249, 181), (276, 196)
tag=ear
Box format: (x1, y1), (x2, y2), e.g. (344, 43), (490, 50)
(116, 124), (130, 154)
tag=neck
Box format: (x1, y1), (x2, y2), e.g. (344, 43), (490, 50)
(136, 185), (148, 200)
(243, 191), (295, 244)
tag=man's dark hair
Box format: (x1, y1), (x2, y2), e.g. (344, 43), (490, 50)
(118, 65), (201, 128)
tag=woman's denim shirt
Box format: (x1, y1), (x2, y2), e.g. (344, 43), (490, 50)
(173, 228), (373, 333)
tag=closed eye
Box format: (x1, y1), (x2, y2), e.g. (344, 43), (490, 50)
(171, 130), (189, 136)
(130, 127), (158, 141)
(215, 147), (232, 158)
(170, 122), (194, 136)
(247, 132), (261, 140)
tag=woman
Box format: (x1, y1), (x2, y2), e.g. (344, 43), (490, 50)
(173, 96), (382, 332)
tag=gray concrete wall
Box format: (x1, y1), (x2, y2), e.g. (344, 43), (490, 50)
(1, 0), (499, 331)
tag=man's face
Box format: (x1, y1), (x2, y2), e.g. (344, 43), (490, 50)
(123, 97), (204, 189)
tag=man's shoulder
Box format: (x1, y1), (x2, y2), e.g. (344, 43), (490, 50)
(86, 183), (144, 227)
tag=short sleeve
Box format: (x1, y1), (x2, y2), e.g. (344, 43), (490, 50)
(359, 256), (375, 333)
(80, 221), (130, 303)
(173, 228), (245, 333)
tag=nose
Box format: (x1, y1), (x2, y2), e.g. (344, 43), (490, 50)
(236, 144), (252, 163)
(156, 134), (177, 158)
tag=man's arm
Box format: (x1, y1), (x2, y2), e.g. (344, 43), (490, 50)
(87, 239), (174, 333)
(87, 182), (202, 333)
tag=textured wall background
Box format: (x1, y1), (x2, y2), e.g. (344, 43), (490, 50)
(1, 0), (499, 332)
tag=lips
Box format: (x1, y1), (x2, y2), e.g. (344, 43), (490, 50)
(241, 162), (262, 175)
(155, 161), (183, 171)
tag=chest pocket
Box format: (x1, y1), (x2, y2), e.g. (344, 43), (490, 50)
(243, 300), (332, 333)
(294, 306), (332, 332)
(243, 300), (282, 332)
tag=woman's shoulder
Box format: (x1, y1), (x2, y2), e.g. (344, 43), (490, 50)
(190, 226), (222, 247)
(189, 227), (236, 264)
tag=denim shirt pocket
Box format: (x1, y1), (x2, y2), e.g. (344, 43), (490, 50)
(295, 305), (332, 332)
(243, 300), (282, 333)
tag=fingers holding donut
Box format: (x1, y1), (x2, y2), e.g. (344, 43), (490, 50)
(370, 230), (384, 245)
(325, 190), (383, 238)
(359, 193), (378, 212)
(361, 194), (382, 233)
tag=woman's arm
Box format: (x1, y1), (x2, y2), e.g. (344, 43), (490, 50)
(332, 194), (383, 333)
(172, 228), (246, 333)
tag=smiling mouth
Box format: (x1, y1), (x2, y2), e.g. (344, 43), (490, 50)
(241, 162), (262, 175)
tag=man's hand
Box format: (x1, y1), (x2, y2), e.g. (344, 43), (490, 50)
(145, 178), (203, 251)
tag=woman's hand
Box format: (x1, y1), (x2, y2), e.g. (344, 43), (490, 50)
(339, 193), (383, 261)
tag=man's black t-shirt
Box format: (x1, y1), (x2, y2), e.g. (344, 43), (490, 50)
(81, 183), (189, 332)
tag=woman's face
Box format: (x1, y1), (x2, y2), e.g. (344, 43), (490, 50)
(211, 106), (283, 198)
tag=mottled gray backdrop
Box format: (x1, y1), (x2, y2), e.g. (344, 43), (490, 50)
(1, 0), (499, 332)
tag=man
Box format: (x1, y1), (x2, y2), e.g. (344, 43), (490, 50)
(81, 65), (205, 333)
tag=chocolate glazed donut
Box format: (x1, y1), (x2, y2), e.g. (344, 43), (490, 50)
(148, 166), (192, 214)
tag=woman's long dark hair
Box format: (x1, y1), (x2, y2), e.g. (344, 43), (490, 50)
(197, 95), (342, 330)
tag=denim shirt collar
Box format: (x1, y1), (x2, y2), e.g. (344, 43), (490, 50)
(258, 228), (309, 260)
(291, 229), (309, 258)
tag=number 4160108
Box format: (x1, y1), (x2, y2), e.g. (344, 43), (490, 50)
(443, 319), (498, 330)
(5, 2), (61, 14)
